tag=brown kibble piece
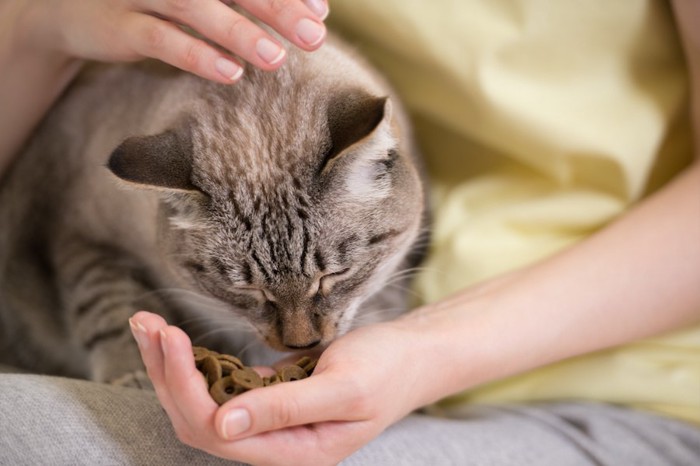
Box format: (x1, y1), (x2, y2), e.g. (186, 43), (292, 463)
(202, 356), (223, 386)
(279, 365), (308, 382)
(294, 356), (312, 368)
(219, 359), (241, 376)
(231, 367), (264, 390)
(267, 374), (281, 385)
(218, 354), (244, 370)
(193, 346), (211, 364)
(210, 376), (242, 405)
(192, 346), (318, 403)
(301, 358), (317, 375)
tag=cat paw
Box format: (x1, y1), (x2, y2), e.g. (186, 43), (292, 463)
(110, 370), (154, 390)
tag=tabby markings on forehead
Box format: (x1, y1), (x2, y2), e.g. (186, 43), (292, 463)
(300, 225), (311, 277)
(251, 250), (272, 282)
(229, 195), (252, 231)
(239, 261), (253, 283)
(212, 257), (230, 277)
(337, 234), (359, 262)
(261, 216), (279, 267)
(284, 212), (295, 242)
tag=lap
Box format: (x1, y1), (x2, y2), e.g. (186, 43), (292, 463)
(346, 403), (700, 465)
(1, 374), (698, 466)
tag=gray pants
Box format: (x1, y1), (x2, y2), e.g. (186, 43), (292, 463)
(0, 373), (698, 465)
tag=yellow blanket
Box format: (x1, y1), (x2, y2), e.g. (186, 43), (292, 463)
(329, 0), (699, 424)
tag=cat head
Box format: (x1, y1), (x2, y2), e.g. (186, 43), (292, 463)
(108, 82), (425, 352)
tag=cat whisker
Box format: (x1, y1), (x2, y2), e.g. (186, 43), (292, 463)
(179, 315), (249, 332)
(381, 282), (423, 300)
(191, 325), (241, 343)
(382, 265), (434, 282)
(150, 288), (235, 314)
(237, 338), (268, 362)
(351, 306), (406, 328)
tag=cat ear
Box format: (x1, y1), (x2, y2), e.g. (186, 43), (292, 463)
(107, 129), (197, 192)
(324, 94), (398, 203)
(323, 92), (391, 168)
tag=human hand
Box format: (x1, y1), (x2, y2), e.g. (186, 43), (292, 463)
(21, 0), (329, 83)
(129, 310), (443, 465)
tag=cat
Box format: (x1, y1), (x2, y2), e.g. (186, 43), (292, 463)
(0, 34), (429, 385)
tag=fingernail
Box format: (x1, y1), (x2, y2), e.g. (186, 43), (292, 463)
(304, 0), (329, 20)
(159, 329), (168, 356)
(256, 38), (286, 65)
(296, 18), (326, 47)
(215, 57), (244, 81)
(129, 318), (149, 350)
(221, 408), (251, 440)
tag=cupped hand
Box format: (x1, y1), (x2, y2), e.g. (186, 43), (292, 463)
(129, 310), (441, 466)
(23, 0), (328, 83)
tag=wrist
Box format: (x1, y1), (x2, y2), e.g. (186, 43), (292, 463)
(9, 0), (77, 65)
(391, 290), (501, 408)
(0, 1), (83, 174)
(392, 268), (538, 408)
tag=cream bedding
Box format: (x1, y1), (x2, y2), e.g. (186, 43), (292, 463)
(329, 0), (699, 424)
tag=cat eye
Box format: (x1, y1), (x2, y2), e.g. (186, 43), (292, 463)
(315, 268), (351, 297)
(232, 285), (275, 303)
(185, 261), (206, 273)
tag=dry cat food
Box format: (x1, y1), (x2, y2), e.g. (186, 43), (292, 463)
(193, 346), (318, 405)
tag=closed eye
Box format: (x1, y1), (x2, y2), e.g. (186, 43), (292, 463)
(232, 285), (276, 302)
(317, 268), (351, 297)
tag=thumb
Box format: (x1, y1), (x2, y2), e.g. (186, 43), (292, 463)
(214, 372), (368, 440)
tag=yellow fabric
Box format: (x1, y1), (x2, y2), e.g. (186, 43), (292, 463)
(329, 0), (700, 424)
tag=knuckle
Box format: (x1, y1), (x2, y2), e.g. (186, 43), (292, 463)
(166, 0), (194, 13)
(271, 398), (300, 428)
(181, 41), (203, 70)
(224, 15), (247, 44)
(143, 22), (167, 52)
(266, 0), (291, 15)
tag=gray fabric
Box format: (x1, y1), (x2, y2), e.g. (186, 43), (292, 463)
(0, 374), (698, 465)
(345, 405), (700, 465)
(0, 374), (234, 466)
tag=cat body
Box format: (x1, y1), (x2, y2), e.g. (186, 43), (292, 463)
(0, 36), (428, 383)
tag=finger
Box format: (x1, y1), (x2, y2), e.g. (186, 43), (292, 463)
(226, 0), (327, 50)
(126, 13), (245, 83)
(301, 0), (330, 21)
(129, 312), (191, 434)
(129, 311), (168, 385)
(214, 372), (368, 440)
(159, 325), (219, 433)
(145, 0), (289, 71)
(213, 419), (370, 465)
(219, 0), (329, 21)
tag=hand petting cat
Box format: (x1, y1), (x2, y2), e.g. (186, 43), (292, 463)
(19, 0), (328, 83)
(1, 0), (329, 173)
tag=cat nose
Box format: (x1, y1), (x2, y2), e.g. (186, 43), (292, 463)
(284, 340), (321, 351)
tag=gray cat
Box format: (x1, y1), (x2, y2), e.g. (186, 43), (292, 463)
(0, 36), (429, 385)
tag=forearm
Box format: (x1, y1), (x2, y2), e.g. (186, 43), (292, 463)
(672, 0), (700, 155)
(405, 161), (700, 404)
(0, 1), (83, 175)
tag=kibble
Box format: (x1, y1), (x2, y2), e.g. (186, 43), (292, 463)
(192, 346), (318, 405)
